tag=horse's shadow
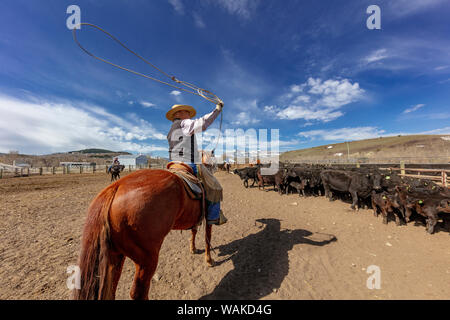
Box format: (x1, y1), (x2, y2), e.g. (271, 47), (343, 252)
(200, 218), (337, 300)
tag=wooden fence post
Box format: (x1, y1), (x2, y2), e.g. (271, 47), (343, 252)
(129, 165), (132, 172)
(80, 166), (83, 174)
(400, 161), (405, 176)
(443, 171), (448, 188)
(0, 169), (3, 179)
(39, 168), (43, 175)
(52, 167), (55, 174)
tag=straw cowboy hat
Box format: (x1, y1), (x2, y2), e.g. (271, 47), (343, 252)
(165, 104), (196, 121)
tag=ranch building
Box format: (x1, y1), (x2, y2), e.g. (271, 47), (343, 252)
(116, 154), (148, 167)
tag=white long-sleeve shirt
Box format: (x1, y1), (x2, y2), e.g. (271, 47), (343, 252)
(179, 108), (221, 136)
(167, 107), (221, 163)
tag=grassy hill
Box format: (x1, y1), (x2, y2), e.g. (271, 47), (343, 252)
(0, 149), (135, 167)
(69, 148), (132, 154)
(281, 134), (450, 163)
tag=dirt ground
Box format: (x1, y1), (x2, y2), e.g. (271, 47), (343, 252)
(1, 170), (450, 300)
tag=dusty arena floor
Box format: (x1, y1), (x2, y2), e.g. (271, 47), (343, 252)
(1, 170), (450, 300)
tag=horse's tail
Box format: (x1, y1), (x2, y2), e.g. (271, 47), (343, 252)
(72, 185), (118, 300)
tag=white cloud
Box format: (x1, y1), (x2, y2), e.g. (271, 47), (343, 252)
(231, 111), (260, 126)
(292, 95), (310, 104)
(277, 106), (343, 122)
(420, 127), (450, 135)
(170, 90), (182, 102)
(434, 65), (449, 71)
(0, 95), (166, 155)
(193, 12), (206, 28)
(139, 101), (156, 108)
(299, 127), (386, 142)
(363, 48), (388, 64)
(306, 78), (364, 108)
(403, 103), (425, 114)
(290, 84), (304, 93)
(388, 0), (446, 17)
(231, 98), (258, 111)
(168, 0), (184, 14)
(215, 0), (260, 19)
(275, 77), (364, 122)
(263, 105), (278, 113)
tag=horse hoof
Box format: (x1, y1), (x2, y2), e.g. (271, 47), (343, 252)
(190, 248), (198, 254)
(206, 259), (215, 267)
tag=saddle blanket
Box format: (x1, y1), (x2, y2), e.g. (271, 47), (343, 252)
(167, 162), (203, 200)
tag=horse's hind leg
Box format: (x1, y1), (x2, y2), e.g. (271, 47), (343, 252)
(109, 252), (125, 299)
(190, 227), (198, 254)
(205, 224), (214, 267)
(130, 256), (159, 300)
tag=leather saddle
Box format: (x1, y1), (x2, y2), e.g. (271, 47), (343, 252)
(166, 162), (203, 200)
(166, 161), (206, 229)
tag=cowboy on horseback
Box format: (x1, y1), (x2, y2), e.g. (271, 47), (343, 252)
(166, 103), (227, 225)
(108, 157), (120, 173)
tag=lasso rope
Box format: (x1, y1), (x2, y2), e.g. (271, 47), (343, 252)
(72, 23), (223, 105)
(72, 23), (223, 151)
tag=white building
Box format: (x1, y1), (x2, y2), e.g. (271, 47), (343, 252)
(116, 154), (148, 167)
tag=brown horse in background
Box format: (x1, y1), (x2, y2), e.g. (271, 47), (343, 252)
(73, 169), (213, 300)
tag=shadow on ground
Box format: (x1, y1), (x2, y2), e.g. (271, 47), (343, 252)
(200, 218), (337, 300)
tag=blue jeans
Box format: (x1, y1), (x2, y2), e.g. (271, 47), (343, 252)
(188, 163), (220, 221)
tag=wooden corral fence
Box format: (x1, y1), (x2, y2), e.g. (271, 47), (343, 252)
(283, 156), (450, 165)
(0, 163), (166, 179)
(379, 166), (449, 187)
(224, 160), (450, 188)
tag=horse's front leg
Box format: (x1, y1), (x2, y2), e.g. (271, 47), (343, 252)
(205, 224), (214, 267)
(190, 227), (198, 254)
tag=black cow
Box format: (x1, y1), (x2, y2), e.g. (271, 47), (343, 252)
(393, 185), (450, 234)
(233, 167), (259, 188)
(284, 167), (310, 196)
(257, 167), (287, 194)
(371, 190), (404, 226)
(288, 181), (308, 197)
(320, 170), (382, 210)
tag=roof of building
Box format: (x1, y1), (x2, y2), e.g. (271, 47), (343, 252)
(116, 154), (147, 159)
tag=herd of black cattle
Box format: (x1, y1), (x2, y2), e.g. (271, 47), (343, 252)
(229, 163), (450, 235)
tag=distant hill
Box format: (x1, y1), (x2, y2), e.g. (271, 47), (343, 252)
(0, 149), (135, 167)
(281, 134), (450, 163)
(69, 148), (132, 154)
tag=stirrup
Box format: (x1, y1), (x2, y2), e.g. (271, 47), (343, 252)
(208, 210), (227, 225)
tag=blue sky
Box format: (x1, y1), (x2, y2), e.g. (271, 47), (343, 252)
(1, 0), (450, 157)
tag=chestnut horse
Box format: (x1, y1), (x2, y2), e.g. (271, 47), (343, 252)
(73, 169), (213, 300)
